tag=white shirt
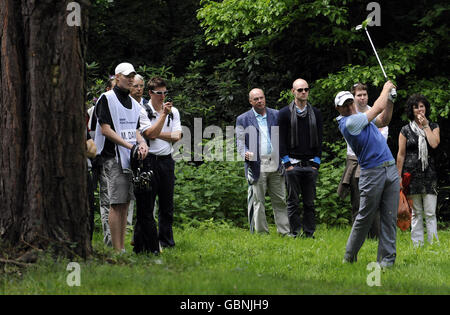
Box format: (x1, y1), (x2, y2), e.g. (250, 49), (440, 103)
(139, 101), (182, 156)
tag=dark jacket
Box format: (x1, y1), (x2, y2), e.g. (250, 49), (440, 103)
(278, 103), (323, 167)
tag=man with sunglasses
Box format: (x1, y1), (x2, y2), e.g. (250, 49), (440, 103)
(94, 62), (148, 253)
(138, 77), (182, 249)
(278, 78), (323, 238)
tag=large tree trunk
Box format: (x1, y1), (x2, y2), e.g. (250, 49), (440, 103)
(0, 0), (91, 258)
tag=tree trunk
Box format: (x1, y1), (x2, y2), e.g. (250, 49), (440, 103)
(0, 0), (91, 258)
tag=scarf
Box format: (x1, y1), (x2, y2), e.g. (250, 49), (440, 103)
(409, 120), (428, 171)
(289, 101), (319, 149)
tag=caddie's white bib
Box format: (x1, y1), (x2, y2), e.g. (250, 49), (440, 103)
(94, 90), (141, 172)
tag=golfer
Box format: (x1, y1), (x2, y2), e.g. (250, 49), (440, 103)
(335, 81), (399, 268)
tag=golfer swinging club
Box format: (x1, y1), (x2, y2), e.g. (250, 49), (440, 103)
(335, 80), (400, 268)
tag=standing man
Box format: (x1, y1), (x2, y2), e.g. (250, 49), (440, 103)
(278, 79), (323, 238)
(337, 83), (388, 239)
(130, 74), (149, 106)
(86, 127), (97, 241)
(94, 62), (148, 252)
(126, 74), (149, 227)
(88, 76), (116, 247)
(335, 80), (399, 268)
(139, 77), (182, 249)
(236, 88), (290, 235)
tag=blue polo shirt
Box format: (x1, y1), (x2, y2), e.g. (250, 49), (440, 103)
(337, 113), (394, 169)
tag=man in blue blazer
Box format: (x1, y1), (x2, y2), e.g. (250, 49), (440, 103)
(236, 88), (290, 235)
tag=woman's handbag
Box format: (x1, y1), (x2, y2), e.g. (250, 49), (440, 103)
(397, 173), (413, 231)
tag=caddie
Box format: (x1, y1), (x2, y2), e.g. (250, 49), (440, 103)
(94, 62), (148, 253)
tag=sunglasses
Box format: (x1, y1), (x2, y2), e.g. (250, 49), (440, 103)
(296, 88), (310, 93)
(152, 90), (169, 95)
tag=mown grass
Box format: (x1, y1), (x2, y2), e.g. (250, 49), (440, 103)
(1, 221), (449, 295)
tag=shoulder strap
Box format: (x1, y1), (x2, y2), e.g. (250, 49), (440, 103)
(143, 103), (174, 126)
(143, 103), (156, 121)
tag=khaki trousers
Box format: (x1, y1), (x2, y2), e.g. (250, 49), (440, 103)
(247, 170), (290, 235)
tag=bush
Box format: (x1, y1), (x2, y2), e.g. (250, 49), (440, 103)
(315, 141), (352, 226)
(172, 137), (352, 228)
(173, 159), (248, 228)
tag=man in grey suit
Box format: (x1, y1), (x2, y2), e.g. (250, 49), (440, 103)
(236, 88), (290, 235)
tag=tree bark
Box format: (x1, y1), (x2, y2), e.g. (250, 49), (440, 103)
(0, 0), (91, 258)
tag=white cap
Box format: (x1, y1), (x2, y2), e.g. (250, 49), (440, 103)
(115, 62), (136, 76)
(334, 91), (354, 107)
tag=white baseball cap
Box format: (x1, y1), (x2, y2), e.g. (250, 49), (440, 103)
(115, 62), (136, 76)
(334, 91), (354, 107)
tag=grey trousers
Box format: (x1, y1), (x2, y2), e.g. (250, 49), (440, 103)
(344, 164), (399, 267)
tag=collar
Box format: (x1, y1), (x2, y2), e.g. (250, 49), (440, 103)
(148, 101), (158, 115)
(252, 108), (267, 119)
(356, 104), (371, 113)
(296, 106), (307, 113)
(113, 85), (130, 97)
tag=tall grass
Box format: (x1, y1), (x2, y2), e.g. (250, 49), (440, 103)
(1, 221), (449, 295)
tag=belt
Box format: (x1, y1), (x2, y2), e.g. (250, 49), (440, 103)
(375, 160), (395, 168)
(148, 153), (172, 160)
(292, 160), (314, 167)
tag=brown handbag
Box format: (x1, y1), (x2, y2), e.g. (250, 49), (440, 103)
(397, 172), (413, 231)
(397, 190), (412, 231)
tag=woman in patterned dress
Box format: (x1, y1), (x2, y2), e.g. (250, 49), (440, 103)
(396, 94), (440, 246)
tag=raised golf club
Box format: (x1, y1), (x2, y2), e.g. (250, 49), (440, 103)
(356, 19), (397, 99)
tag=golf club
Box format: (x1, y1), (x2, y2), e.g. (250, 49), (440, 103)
(356, 21), (397, 100)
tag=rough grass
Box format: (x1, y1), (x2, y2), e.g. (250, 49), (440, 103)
(1, 221), (449, 295)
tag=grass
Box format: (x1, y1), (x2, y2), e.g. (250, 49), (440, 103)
(1, 221), (449, 295)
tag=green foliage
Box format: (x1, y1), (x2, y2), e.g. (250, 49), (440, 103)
(198, 0), (295, 50)
(315, 141), (351, 226)
(170, 60), (217, 126)
(171, 136), (352, 228)
(113, 59), (250, 129)
(198, 0), (354, 51)
(173, 159), (248, 228)
(404, 76), (450, 121)
(172, 137), (249, 226)
(197, 0), (450, 123)
(85, 62), (106, 109)
(314, 34), (436, 99)
(136, 65), (175, 81)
